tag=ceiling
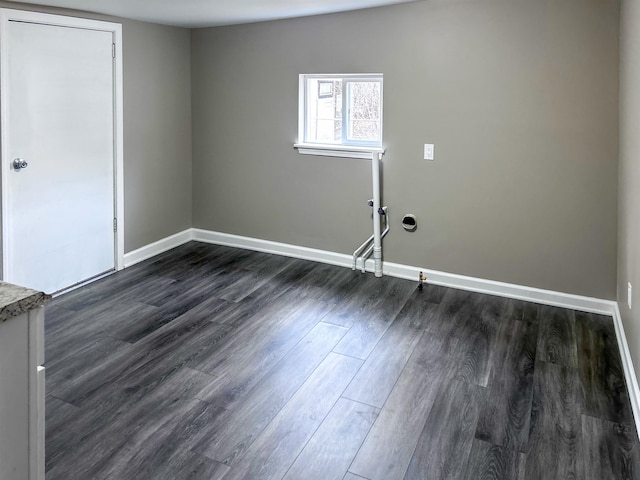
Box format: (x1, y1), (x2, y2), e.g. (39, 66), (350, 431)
(9, 0), (419, 28)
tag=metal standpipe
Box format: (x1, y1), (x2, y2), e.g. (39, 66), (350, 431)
(352, 150), (387, 276)
(371, 151), (383, 277)
(359, 207), (389, 273)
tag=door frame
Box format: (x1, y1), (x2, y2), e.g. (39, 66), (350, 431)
(0, 8), (125, 284)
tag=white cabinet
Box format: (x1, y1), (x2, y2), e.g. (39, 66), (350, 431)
(0, 305), (45, 480)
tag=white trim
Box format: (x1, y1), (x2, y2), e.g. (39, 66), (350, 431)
(0, 9), (120, 31)
(191, 229), (613, 314)
(131, 228), (640, 438)
(0, 9), (125, 278)
(113, 22), (124, 271)
(298, 74), (305, 149)
(123, 229), (193, 268)
(611, 303), (640, 438)
(294, 143), (385, 160)
(381, 261), (617, 315)
(51, 270), (114, 297)
(297, 73), (384, 157)
(192, 228), (350, 267)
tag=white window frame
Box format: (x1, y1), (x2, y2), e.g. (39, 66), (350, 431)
(295, 73), (384, 159)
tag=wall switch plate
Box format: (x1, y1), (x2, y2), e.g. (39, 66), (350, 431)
(424, 144), (434, 161)
(629, 282), (633, 309)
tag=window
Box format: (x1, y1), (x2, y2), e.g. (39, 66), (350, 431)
(297, 74), (383, 152)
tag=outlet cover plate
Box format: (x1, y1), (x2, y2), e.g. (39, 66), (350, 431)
(424, 144), (434, 161)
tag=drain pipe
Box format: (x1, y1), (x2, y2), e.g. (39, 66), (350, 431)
(352, 234), (374, 270)
(360, 206), (389, 273)
(352, 200), (375, 270)
(351, 149), (386, 276)
(371, 151), (383, 277)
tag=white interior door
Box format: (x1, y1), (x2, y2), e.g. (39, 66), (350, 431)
(2, 15), (117, 294)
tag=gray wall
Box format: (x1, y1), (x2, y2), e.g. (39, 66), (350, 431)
(192, 0), (619, 299)
(619, 0), (640, 388)
(0, 1), (192, 253)
(121, 20), (192, 252)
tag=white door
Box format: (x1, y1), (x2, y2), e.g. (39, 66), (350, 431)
(1, 13), (120, 294)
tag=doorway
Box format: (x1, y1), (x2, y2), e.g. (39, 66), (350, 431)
(0, 9), (124, 294)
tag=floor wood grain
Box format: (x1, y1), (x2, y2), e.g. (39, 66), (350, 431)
(537, 305), (578, 368)
(348, 334), (448, 480)
(190, 322), (348, 462)
(576, 311), (633, 425)
(45, 242), (640, 480)
(221, 352), (362, 478)
(342, 290), (438, 408)
(282, 398), (378, 480)
(403, 378), (485, 480)
(475, 318), (538, 452)
(463, 439), (526, 480)
(525, 361), (582, 479)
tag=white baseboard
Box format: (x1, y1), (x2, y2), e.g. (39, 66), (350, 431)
(123, 229), (193, 268)
(382, 261), (618, 316)
(192, 228), (616, 315)
(612, 304), (640, 438)
(130, 227), (640, 436)
(191, 228), (354, 268)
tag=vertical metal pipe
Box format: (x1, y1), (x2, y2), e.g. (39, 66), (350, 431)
(371, 151), (383, 277)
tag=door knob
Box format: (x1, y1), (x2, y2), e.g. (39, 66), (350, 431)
(13, 158), (27, 170)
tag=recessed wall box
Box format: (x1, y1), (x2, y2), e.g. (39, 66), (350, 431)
(401, 214), (417, 231)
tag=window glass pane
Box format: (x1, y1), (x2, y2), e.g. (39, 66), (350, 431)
(305, 78), (342, 144)
(301, 74), (382, 148)
(347, 81), (381, 144)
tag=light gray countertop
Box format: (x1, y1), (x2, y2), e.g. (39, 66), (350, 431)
(0, 281), (50, 322)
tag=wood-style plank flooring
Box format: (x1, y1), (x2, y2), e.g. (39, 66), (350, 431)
(45, 242), (640, 479)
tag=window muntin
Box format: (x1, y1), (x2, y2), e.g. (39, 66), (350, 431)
(300, 74), (383, 148)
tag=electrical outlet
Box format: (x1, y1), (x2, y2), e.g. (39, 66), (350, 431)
(629, 282), (633, 310)
(424, 144), (434, 161)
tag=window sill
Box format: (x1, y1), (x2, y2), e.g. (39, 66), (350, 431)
(294, 143), (385, 159)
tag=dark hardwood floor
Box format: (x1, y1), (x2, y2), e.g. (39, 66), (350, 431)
(44, 242), (640, 479)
